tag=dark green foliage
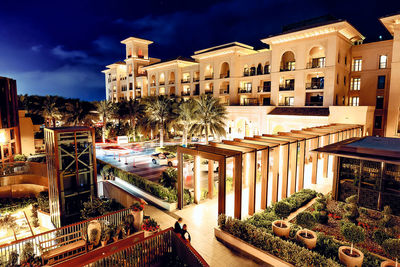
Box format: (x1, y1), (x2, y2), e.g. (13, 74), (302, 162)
(296, 211), (317, 230)
(159, 167), (177, 188)
(274, 201), (293, 219)
(0, 197), (36, 213)
(343, 195), (360, 223)
(20, 242), (34, 263)
(13, 154), (27, 161)
(37, 191), (50, 213)
(313, 193), (329, 224)
(7, 251), (19, 267)
(80, 197), (124, 220)
(31, 203), (39, 227)
(382, 239), (400, 261)
(373, 229), (391, 246)
(379, 205), (393, 228)
(219, 215), (341, 267)
(340, 221), (365, 245)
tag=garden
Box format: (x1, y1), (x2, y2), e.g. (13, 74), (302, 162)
(218, 189), (400, 267)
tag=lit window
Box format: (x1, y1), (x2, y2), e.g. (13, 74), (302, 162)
(350, 78), (361, 91)
(379, 55), (387, 69)
(285, 97), (294, 106)
(350, 96), (359, 106)
(352, 59), (362, 71)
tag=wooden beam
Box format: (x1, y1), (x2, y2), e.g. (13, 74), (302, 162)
(311, 137), (319, 184)
(260, 149), (269, 209)
(281, 144), (289, 199)
(233, 154), (242, 219)
(297, 139), (306, 191)
(271, 147), (279, 204)
(208, 160), (214, 199)
(322, 135), (330, 178)
(289, 142), (297, 195)
(248, 151), (256, 215)
(218, 158), (226, 216)
(177, 151), (184, 210)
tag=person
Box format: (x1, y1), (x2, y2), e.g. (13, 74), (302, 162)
(174, 217), (183, 233)
(180, 224), (191, 242)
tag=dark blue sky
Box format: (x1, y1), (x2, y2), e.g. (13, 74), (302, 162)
(0, 0), (399, 101)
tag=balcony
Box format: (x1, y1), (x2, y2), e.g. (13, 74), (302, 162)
(306, 82), (324, 90)
(204, 75), (214, 80)
(220, 73), (230, 79)
(280, 62), (295, 72)
(159, 82), (165, 86)
(193, 77), (200, 82)
(169, 81), (175, 84)
(243, 71), (249, 77)
(205, 90), (213, 95)
(279, 85), (294, 91)
(238, 87), (252, 94)
(241, 98), (258, 106)
(257, 86), (271, 93)
(135, 87), (141, 90)
(182, 91), (191, 96)
(305, 101), (323, 106)
(137, 71), (147, 77)
(181, 79), (191, 83)
(306, 61), (325, 69)
(219, 88), (229, 94)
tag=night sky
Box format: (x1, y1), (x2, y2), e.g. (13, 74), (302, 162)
(0, 0), (399, 101)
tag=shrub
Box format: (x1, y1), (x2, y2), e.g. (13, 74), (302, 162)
(373, 229), (391, 246)
(274, 201), (292, 219)
(80, 197), (123, 220)
(14, 154), (27, 161)
(379, 205), (393, 228)
(37, 191), (50, 213)
(340, 221), (365, 254)
(382, 239), (400, 266)
(130, 201), (144, 212)
(159, 167), (177, 188)
(142, 218), (160, 232)
(296, 211), (316, 237)
(7, 251), (19, 267)
(343, 195), (360, 223)
(31, 203), (39, 227)
(20, 242), (34, 263)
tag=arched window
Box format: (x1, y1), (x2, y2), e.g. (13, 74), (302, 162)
(256, 63), (262, 75)
(280, 51), (295, 71)
(220, 62), (230, 78)
(250, 65), (256, 76)
(307, 46), (325, 68)
(264, 62), (270, 74)
(243, 65), (249, 76)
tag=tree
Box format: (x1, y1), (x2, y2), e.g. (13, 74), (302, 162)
(96, 100), (114, 143)
(144, 96), (174, 147)
(118, 99), (145, 141)
(37, 95), (61, 127)
(0, 214), (18, 241)
(175, 99), (198, 147)
(296, 211), (316, 237)
(340, 221), (365, 255)
(382, 239), (400, 267)
(190, 95), (227, 144)
(65, 100), (97, 126)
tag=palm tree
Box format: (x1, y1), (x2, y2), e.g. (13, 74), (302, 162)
(144, 96), (174, 147)
(116, 99), (145, 141)
(175, 99), (199, 147)
(191, 95), (227, 144)
(65, 100), (97, 126)
(96, 100), (114, 143)
(40, 95), (62, 127)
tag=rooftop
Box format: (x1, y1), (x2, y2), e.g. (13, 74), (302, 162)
(194, 42), (254, 55)
(314, 136), (400, 164)
(142, 56), (198, 70)
(268, 107), (330, 116)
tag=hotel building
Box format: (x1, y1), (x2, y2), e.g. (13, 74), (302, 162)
(103, 14), (400, 138)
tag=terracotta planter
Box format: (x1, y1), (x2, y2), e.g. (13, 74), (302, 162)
(131, 210), (144, 231)
(338, 246), (364, 267)
(88, 244), (94, 251)
(112, 236), (119, 242)
(272, 220), (291, 238)
(295, 229), (317, 249)
(101, 240), (107, 247)
(381, 260), (397, 267)
(87, 220), (101, 246)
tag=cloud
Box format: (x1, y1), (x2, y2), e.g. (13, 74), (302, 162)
(31, 45), (43, 52)
(93, 36), (120, 52)
(51, 45), (88, 60)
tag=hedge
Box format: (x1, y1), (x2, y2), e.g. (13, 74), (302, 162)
(98, 160), (192, 205)
(218, 214), (341, 267)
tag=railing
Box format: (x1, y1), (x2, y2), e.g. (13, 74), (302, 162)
(243, 71), (249, 76)
(219, 88), (229, 94)
(0, 208), (131, 262)
(220, 73), (229, 78)
(305, 101), (323, 106)
(205, 90), (213, 95)
(63, 228), (209, 267)
(193, 77), (200, 82)
(306, 82), (324, 90)
(257, 86), (271, 93)
(169, 81), (175, 84)
(0, 161), (47, 178)
(135, 87), (141, 90)
(182, 91), (191, 96)
(181, 79), (191, 83)
(159, 82), (165, 85)
(280, 63), (295, 72)
(306, 58), (325, 69)
(238, 88), (252, 94)
(241, 98), (258, 106)
(279, 85), (294, 91)
(204, 75), (214, 80)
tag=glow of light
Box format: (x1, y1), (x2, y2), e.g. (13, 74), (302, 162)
(0, 130), (6, 144)
(194, 156), (201, 203)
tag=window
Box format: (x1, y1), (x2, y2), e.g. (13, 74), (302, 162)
(351, 78), (361, 91)
(374, 116), (382, 129)
(352, 58), (362, 71)
(376, 96), (384, 109)
(377, 76), (386, 89)
(379, 55), (387, 69)
(285, 97), (294, 106)
(344, 76), (346, 86)
(350, 96), (359, 106)
(337, 74), (339, 84)
(129, 83), (133, 90)
(262, 97), (271, 106)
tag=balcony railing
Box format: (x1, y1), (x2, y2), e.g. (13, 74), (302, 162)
(238, 87), (252, 94)
(159, 82), (165, 85)
(135, 87), (141, 90)
(204, 75), (214, 80)
(205, 90), (213, 95)
(193, 77), (200, 82)
(220, 88), (229, 94)
(169, 81), (175, 84)
(181, 79), (191, 83)
(257, 86), (271, 93)
(306, 62), (325, 69)
(306, 82), (324, 90)
(0, 161), (47, 178)
(279, 85), (295, 91)
(137, 72), (147, 77)
(280, 63), (295, 72)
(182, 91), (191, 96)
(220, 73), (230, 78)
(305, 101), (323, 106)
(241, 98), (258, 106)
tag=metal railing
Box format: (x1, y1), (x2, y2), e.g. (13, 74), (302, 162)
(0, 208), (130, 262)
(169, 81), (175, 84)
(257, 86), (271, 93)
(238, 88), (252, 94)
(306, 82), (324, 90)
(241, 98), (258, 106)
(279, 85), (294, 91)
(219, 88), (229, 94)
(0, 161), (47, 178)
(77, 228), (209, 267)
(181, 79), (191, 83)
(306, 62), (325, 69)
(204, 75), (214, 80)
(193, 77), (200, 82)
(305, 101), (323, 106)
(205, 90), (213, 95)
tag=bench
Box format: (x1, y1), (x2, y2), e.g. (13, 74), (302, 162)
(39, 230), (87, 265)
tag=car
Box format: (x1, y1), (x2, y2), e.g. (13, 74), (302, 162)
(151, 152), (177, 167)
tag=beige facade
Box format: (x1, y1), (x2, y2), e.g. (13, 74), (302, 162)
(104, 14), (400, 137)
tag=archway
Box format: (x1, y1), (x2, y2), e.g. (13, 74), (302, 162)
(280, 51), (295, 71)
(220, 62), (230, 78)
(169, 72), (175, 84)
(307, 46), (326, 68)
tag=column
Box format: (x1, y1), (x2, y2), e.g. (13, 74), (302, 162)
(289, 142), (298, 195)
(322, 135), (330, 178)
(194, 156), (200, 204)
(248, 151), (256, 215)
(177, 152), (184, 209)
(208, 160), (214, 199)
(281, 144), (289, 199)
(218, 158), (226, 216)
(233, 154), (242, 219)
(261, 149), (269, 209)
(271, 147), (279, 204)
(311, 137), (318, 184)
(297, 140), (306, 191)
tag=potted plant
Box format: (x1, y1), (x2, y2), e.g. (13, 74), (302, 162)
(381, 238), (400, 267)
(339, 221), (365, 267)
(295, 211), (317, 249)
(124, 214), (135, 236)
(87, 220), (101, 246)
(344, 195), (360, 223)
(100, 229), (109, 247)
(109, 224), (119, 242)
(272, 201), (292, 238)
(130, 201), (144, 231)
(88, 228), (98, 250)
(142, 218), (160, 237)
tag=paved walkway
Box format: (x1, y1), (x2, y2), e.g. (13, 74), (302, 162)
(144, 199), (260, 267)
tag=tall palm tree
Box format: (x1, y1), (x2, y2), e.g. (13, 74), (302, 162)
(96, 100), (114, 143)
(191, 95), (227, 144)
(65, 100), (97, 126)
(37, 95), (61, 127)
(175, 99), (199, 146)
(144, 96), (174, 147)
(124, 99), (145, 141)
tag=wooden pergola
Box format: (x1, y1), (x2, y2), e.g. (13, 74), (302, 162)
(177, 123), (363, 219)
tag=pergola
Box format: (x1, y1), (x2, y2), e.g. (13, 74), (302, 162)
(177, 124), (363, 219)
